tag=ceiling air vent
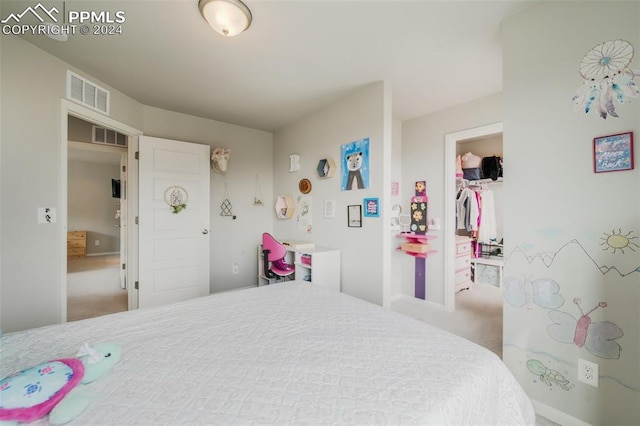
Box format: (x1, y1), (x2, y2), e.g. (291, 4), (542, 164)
(92, 125), (127, 147)
(67, 70), (110, 115)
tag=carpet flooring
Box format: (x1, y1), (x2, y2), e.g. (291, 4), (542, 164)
(67, 254), (127, 322)
(391, 283), (503, 357)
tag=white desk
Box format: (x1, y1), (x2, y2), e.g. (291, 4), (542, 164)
(258, 245), (341, 292)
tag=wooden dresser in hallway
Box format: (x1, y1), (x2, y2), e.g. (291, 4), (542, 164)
(67, 230), (86, 257)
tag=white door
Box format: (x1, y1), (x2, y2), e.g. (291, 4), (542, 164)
(119, 153), (127, 289)
(138, 136), (210, 308)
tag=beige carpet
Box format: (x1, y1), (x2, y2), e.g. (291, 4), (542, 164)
(391, 283), (503, 357)
(67, 254), (128, 322)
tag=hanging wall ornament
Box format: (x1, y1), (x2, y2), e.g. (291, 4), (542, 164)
(211, 148), (230, 174)
(572, 39), (639, 119)
(220, 183), (237, 219)
(165, 186), (188, 214)
(298, 178), (312, 194)
(253, 175), (264, 206)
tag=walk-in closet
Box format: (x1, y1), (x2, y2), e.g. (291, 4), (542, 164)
(455, 134), (504, 291)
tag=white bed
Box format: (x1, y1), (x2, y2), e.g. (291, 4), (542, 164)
(1, 282), (535, 425)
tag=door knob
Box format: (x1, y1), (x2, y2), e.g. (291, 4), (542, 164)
(202, 229), (209, 234)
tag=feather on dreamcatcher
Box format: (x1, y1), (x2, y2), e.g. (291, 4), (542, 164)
(572, 39), (639, 119)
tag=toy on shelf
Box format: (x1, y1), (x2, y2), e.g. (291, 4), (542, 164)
(398, 232), (437, 258)
(275, 195), (295, 219)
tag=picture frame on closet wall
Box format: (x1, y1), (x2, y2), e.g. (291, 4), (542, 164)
(593, 131), (634, 173)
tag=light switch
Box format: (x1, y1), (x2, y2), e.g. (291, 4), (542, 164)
(38, 207), (56, 224)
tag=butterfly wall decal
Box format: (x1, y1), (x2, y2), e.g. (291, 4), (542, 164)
(503, 276), (564, 309)
(547, 298), (623, 359)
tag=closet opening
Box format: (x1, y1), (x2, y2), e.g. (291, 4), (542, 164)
(443, 123), (504, 311)
(455, 134), (504, 291)
(444, 122), (504, 356)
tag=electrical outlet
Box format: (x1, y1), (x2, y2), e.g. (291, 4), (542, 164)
(95, 240), (100, 246)
(232, 263), (239, 275)
(578, 358), (598, 387)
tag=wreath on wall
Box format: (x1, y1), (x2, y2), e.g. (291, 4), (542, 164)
(164, 186), (188, 214)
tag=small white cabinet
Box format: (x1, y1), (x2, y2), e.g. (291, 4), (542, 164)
(470, 257), (503, 287)
(258, 245), (341, 292)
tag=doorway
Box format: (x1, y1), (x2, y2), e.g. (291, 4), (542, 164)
(66, 116), (128, 321)
(444, 122), (503, 311)
(60, 99), (142, 323)
(443, 123), (504, 356)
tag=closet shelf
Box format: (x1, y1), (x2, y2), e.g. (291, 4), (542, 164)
(465, 177), (503, 186)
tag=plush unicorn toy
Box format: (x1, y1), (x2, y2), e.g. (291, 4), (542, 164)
(0, 342), (121, 425)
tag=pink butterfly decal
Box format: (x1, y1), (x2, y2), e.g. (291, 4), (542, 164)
(547, 298), (623, 359)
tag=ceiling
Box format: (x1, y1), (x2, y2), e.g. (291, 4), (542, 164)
(6, 0), (533, 132)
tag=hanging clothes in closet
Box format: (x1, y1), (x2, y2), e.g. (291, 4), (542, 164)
(456, 185), (479, 235)
(456, 182), (497, 244)
(476, 185), (497, 244)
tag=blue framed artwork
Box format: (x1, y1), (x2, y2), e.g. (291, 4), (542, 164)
(364, 198), (379, 217)
(341, 138), (370, 190)
(593, 132), (634, 173)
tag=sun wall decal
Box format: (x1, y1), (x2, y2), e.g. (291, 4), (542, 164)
(600, 229), (639, 254)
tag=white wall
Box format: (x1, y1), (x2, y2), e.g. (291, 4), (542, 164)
(273, 81), (392, 306)
(0, 35), (274, 331)
(142, 106), (274, 293)
(400, 93), (503, 304)
(68, 160), (121, 254)
(390, 118), (405, 301)
(502, 2), (639, 424)
(0, 36), (144, 332)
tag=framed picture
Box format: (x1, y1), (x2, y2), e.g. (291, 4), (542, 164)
(363, 198), (380, 217)
(347, 204), (362, 227)
(341, 138), (370, 191)
(593, 132), (634, 173)
(323, 199), (336, 218)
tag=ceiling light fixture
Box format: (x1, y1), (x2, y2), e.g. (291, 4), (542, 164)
(198, 0), (252, 37)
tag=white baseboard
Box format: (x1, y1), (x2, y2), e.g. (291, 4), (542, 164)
(86, 252), (120, 257)
(532, 399), (592, 426)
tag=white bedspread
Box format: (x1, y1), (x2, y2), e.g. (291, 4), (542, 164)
(1, 282), (534, 425)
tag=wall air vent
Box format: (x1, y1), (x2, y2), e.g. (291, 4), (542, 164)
(67, 70), (110, 115)
(92, 125), (127, 147)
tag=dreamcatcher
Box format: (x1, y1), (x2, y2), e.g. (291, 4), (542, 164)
(572, 39), (639, 119)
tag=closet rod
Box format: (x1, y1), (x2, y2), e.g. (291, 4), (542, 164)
(464, 177), (503, 186)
